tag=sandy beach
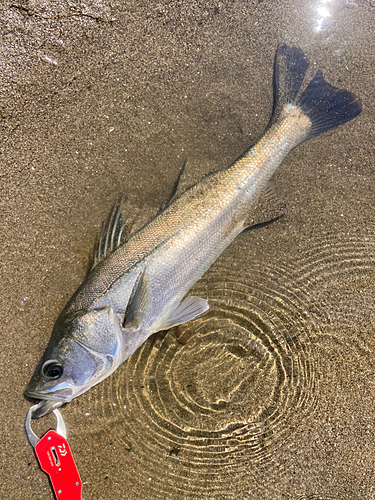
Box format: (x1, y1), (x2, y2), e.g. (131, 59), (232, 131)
(1, 1), (374, 498)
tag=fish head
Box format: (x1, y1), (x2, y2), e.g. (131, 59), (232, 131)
(25, 306), (124, 418)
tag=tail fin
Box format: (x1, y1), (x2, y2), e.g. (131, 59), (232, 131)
(270, 45), (362, 138)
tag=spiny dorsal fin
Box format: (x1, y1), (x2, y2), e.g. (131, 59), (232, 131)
(92, 193), (127, 270)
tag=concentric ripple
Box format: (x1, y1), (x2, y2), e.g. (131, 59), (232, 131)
(93, 258), (320, 492)
(87, 228), (375, 498)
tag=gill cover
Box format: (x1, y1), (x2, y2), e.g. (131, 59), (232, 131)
(25, 306), (124, 418)
(68, 306), (124, 358)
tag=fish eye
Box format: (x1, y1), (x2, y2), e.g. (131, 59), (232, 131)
(42, 360), (63, 380)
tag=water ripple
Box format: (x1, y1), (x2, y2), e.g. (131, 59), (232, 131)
(85, 229), (375, 498)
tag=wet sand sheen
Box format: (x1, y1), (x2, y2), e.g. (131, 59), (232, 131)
(1, 0), (374, 499)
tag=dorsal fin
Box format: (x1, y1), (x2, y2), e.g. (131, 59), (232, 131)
(159, 158), (187, 212)
(92, 194), (127, 270)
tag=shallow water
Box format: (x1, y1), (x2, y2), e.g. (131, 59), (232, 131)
(1, 1), (374, 499)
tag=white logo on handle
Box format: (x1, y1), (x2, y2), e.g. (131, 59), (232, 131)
(58, 443), (67, 456)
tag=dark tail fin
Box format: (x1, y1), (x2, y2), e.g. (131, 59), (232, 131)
(270, 45), (362, 138)
(297, 70), (362, 138)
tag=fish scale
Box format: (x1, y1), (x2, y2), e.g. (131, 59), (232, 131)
(25, 45), (361, 419)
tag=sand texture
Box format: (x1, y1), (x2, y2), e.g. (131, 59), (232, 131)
(1, 1), (374, 499)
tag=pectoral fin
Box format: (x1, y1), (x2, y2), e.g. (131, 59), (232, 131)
(123, 269), (151, 329)
(245, 182), (286, 229)
(156, 296), (209, 332)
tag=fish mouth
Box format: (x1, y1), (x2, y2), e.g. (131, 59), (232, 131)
(24, 389), (72, 419)
(28, 398), (65, 419)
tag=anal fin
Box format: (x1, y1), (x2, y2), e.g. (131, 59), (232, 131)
(245, 182), (286, 229)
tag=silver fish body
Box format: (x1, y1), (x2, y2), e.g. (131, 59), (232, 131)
(25, 46), (361, 418)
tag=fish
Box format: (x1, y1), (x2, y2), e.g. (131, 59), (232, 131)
(25, 45), (361, 418)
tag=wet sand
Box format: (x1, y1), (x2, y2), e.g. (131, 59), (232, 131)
(1, 1), (374, 499)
